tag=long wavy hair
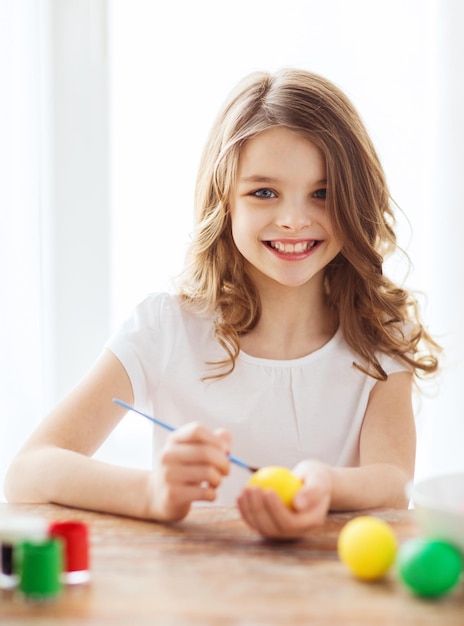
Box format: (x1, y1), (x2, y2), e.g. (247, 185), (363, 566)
(178, 68), (440, 381)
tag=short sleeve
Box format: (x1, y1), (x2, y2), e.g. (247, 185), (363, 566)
(379, 352), (413, 377)
(105, 293), (173, 411)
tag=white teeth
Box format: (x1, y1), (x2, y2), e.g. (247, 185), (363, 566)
(269, 241), (317, 253)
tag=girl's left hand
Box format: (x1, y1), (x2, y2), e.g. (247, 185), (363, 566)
(237, 460), (333, 539)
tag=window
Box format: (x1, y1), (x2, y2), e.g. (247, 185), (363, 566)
(2, 0), (463, 500)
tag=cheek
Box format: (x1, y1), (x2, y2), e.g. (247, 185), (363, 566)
(231, 202), (265, 232)
(230, 215), (264, 265)
(230, 206), (251, 244)
(321, 212), (342, 247)
(229, 208), (243, 252)
(230, 219), (247, 255)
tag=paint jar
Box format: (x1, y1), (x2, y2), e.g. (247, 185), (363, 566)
(0, 515), (49, 590)
(17, 537), (63, 600)
(49, 520), (90, 584)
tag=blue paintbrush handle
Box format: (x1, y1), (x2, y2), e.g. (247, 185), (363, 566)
(114, 398), (175, 431)
(112, 398), (254, 472)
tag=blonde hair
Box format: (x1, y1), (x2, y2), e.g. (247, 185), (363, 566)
(178, 68), (440, 380)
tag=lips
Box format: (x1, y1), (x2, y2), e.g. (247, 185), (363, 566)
(266, 240), (320, 254)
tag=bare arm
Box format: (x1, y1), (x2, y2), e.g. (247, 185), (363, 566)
(328, 369), (415, 510)
(4, 349), (230, 521)
(238, 371), (415, 538)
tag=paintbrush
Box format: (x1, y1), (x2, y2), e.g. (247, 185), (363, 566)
(112, 398), (257, 473)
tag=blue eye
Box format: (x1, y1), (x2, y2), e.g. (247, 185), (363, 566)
(313, 188), (327, 199)
(252, 188), (277, 199)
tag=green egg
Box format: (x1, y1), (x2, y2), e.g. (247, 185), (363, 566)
(398, 538), (463, 598)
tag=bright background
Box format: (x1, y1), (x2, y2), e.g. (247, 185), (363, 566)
(2, 0), (464, 499)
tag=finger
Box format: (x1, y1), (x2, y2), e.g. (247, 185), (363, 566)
(161, 440), (230, 475)
(214, 428), (232, 454)
(162, 462), (225, 489)
(237, 487), (264, 531)
(150, 469), (221, 522)
(239, 487), (325, 539)
(168, 424), (231, 472)
(170, 483), (218, 503)
(239, 488), (289, 537)
(160, 482), (219, 514)
(263, 486), (330, 536)
(293, 476), (332, 514)
(255, 489), (299, 536)
(293, 485), (324, 511)
(171, 422), (226, 448)
(292, 460), (332, 493)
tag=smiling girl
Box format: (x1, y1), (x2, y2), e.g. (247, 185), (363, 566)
(5, 68), (440, 538)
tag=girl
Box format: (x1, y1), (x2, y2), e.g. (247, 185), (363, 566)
(5, 68), (440, 539)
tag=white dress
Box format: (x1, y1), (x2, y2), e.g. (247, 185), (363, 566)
(105, 292), (408, 505)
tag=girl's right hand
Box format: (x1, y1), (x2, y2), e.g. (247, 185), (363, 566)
(145, 423), (232, 521)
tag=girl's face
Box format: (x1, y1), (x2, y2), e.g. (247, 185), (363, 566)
(230, 126), (342, 291)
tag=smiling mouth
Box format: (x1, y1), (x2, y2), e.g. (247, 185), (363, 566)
(266, 240), (320, 254)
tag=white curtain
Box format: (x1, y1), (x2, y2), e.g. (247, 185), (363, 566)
(2, 0), (464, 500)
(418, 0), (464, 477)
(0, 0), (113, 498)
(0, 0), (45, 496)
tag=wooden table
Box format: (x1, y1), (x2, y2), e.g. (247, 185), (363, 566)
(0, 504), (462, 625)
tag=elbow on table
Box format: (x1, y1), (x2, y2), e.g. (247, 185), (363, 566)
(3, 454), (46, 504)
(389, 468), (412, 509)
(392, 489), (409, 509)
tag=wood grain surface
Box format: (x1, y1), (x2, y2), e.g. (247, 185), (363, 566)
(0, 503), (462, 625)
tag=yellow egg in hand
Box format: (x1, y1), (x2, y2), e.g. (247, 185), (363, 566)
(337, 516), (398, 581)
(247, 466), (302, 507)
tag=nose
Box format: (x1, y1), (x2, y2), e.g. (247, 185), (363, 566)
(276, 199), (312, 231)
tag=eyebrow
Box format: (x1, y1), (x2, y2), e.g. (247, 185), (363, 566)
(238, 175), (279, 184)
(238, 175), (327, 186)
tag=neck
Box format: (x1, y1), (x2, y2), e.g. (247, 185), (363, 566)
(239, 279), (337, 360)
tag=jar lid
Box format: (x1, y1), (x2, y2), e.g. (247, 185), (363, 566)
(0, 515), (49, 544)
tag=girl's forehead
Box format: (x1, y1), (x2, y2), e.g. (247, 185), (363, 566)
(239, 126), (322, 156)
(237, 127), (325, 174)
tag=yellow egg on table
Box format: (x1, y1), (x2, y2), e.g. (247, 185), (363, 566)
(337, 516), (398, 581)
(247, 466), (302, 507)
